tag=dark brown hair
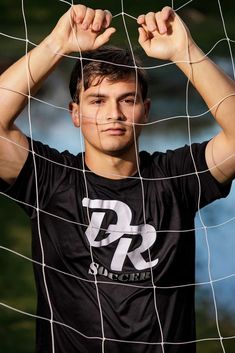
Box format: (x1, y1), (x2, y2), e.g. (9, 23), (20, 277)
(69, 46), (148, 103)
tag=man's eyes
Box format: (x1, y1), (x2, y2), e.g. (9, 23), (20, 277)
(89, 97), (137, 105)
(90, 99), (104, 105)
(122, 98), (136, 104)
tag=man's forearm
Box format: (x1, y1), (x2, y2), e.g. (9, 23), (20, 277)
(175, 42), (235, 137)
(0, 33), (64, 130)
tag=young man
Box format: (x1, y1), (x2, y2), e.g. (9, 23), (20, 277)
(0, 4), (234, 353)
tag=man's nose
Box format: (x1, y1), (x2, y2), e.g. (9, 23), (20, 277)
(106, 102), (126, 121)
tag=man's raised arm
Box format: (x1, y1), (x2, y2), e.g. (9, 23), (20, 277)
(0, 5), (115, 184)
(137, 7), (235, 184)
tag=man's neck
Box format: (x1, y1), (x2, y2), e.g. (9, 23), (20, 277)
(84, 148), (139, 180)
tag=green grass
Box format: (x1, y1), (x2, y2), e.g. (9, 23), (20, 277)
(0, 196), (36, 353)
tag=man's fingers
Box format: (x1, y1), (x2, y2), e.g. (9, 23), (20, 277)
(71, 5), (86, 24)
(104, 10), (113, 28)
(162, 6), (174, 21)
(137, 7), (174, 35)
(155, 11), (167, 34)
(81, 7), (95, 30)
(138, 27), (152, 55)
(92, 9), (112, 31)
(71, 6), (112, 32)
(138, 27), (149, 45)
(94, 27), (116, 49)
(137, 14), (145, 25)
(145, 12), (157, 32)
(92, 9), (106, 31)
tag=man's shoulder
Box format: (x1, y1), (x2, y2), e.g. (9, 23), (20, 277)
(140, 141), (209, 176)
(28, 138), (83, 168)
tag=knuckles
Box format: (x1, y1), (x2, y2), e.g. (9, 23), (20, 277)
(70, 5), (112, 28)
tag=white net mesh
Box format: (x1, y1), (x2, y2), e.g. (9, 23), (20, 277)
(0, 0), (235, 352)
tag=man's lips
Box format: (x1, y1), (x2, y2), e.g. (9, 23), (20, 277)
(103, 128), (125, 135)
(102, 125), (126, 135)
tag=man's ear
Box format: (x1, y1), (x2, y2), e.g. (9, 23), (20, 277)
(69, 102), (80, 128)
(143, 98), (151, 123)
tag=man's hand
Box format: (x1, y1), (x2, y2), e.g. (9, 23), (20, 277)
(137, 7), (192, 62)
(51, 5), (116, 54)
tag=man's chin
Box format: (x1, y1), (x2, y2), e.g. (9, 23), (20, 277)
(101, 143), (138, 158)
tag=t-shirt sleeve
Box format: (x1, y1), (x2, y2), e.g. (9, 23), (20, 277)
(0, 139), (76, 218)
(155, 141), (232, 213)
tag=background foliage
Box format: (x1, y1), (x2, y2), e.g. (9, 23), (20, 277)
(0, 1), (235, 352)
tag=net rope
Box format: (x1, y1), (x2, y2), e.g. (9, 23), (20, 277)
(0, 0), (235, 352)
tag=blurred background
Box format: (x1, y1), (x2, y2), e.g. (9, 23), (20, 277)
(0, 0), (235, 352)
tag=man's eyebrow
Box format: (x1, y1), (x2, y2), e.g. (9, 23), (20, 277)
(85, 92), (140, 99)
(85, 93), (107, 98)
(119, 92), (140, 99)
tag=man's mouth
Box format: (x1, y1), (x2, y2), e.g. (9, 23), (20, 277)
(102, 125), (126, 135)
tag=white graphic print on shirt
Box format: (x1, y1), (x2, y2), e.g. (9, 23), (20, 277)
(82, 198), (159, 274)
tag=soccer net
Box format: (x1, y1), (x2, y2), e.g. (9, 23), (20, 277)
(0, 0), (235, 352)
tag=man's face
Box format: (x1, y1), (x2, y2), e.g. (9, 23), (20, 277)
(71, 76), (150, 158)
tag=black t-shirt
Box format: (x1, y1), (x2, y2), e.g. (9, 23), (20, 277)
(0, 140), (231, 353)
